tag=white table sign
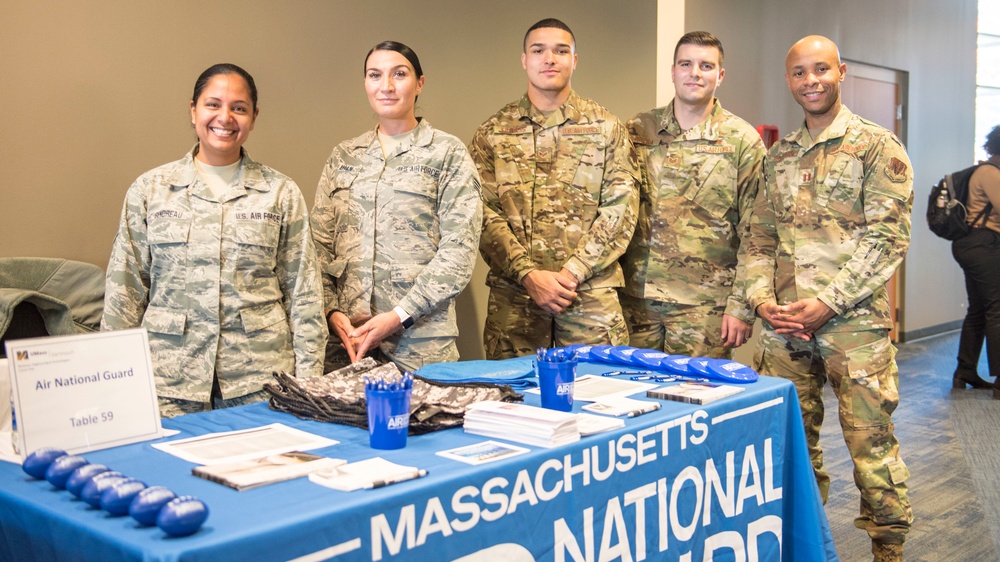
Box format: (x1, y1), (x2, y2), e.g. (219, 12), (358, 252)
(6, 328), (162, 458)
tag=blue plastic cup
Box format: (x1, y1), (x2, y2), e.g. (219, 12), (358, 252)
(536, 360), (576, 412)
(365, 387), (412, 450)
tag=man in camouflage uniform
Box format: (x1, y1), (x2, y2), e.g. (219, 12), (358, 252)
(103, 148), (327, 417)
(311, 119), (482, 372)
(469, 18), (638, 359)
(745, 36), (913, 562)
(620, 31), (763, 358)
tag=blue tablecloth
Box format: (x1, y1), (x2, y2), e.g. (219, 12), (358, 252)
(0, 364), (837, 561)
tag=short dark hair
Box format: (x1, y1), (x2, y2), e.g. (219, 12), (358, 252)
(985, 125), (1000, 157)
(364, 41), (424, 78)
(523, 18), (575, 52)
(674, 31), (724, 65)
(192, 63), (258, 110)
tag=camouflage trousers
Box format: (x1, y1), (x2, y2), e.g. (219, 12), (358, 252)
(620, 294), (732, 358)
(483, 285), (628, 360)
(754, 327), (913, 544)
(157, 383), (268, 418)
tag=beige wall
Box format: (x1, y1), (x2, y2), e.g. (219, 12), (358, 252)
(0, 1), (657, 360)
(1, 0), (979, 361)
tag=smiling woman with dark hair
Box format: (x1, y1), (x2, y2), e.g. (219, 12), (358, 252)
(311, 41), (482, 373)
(102, 63), (327, 417)
(951, 124), (1000, 396)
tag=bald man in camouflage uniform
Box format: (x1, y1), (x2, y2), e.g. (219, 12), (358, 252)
(312, 119), (482, 372)
(745, 36), (913, 562)
(620, 31), (763, 358)
(469, 18), (638, 359)
(103, 148), (327, 417)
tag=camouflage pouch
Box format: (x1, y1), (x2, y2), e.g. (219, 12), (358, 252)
(263, 357), (522, 434)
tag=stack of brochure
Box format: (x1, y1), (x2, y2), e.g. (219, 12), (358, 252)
(193, 452), (346, 491)
(463, 401), (579, 448)
(647, 382), (745, 405)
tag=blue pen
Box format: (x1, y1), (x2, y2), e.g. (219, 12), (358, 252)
(601, 370), (652, 377)
(630, 374), (679, 382)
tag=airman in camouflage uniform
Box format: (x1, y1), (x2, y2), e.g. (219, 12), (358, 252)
(470, 18), (638, 359)
(311, 119), (482, 372)
(103, 148), (328, 414)
(620, 31), (763, 358)
(745, 36), (912, 561)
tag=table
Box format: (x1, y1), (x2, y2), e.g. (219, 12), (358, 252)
(0, 365), (837, 561)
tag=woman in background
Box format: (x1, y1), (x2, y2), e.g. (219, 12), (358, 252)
(951, 124), (1000, 397)
(103, 63), (326, 417)
(311, 41), (482, 372)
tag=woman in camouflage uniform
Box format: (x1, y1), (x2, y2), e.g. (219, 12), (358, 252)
(103, 64), (327, 417)
(311, 42), (482, 373)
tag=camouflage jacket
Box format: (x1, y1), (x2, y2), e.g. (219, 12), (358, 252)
(311, 119), (482, 363)
(745, 106), (913, 332)
(469, 91), (638, 291)
(621, 99), (764, 322)
(102, 147), (327, 402)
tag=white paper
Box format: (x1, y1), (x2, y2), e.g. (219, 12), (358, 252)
(576, 413), (626, 436)
(0, 430), (18, 464)
(152, 423), (338, 465)
(582, 396), (661, 417)
(465, 400), (578, 425)
(436, 440), (531, 465)
(6, 329), (162, 458)
(308, 457), (423, 492)
(0, 358), (10, 433)
(526, 374), (658, 401)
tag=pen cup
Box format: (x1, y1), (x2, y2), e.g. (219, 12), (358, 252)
(365, 387), (412, 450)
(536, 360), (576, 412)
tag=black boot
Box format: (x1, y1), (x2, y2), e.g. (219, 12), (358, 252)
(953, 371), (992, 389)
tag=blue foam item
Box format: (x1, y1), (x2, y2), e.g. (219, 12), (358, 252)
(157, 496), (209, 537)
(414, 355), (537, 390)
(631, 349), (671, 369)
(101, 480), (147, 515)
(660, 355), (693, 375)
(565, 344), (594, 362)
(560, 344), (588, 361)
(81, 475), (128, 507)
(45, 455), (89, 489)
(22, 448), (68, 480)
(66, 464), (110, 497)
(608, 346), (641, 366)
(588, 345), (615, 363)
(706, 358), (759, 384)
(687, 357), (712, 376)
(130, 486), (177, 526)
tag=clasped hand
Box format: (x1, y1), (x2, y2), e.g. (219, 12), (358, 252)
(756, 298), (835, 341)
(327, 310), (402, 362)
(522, 268), (579, 315)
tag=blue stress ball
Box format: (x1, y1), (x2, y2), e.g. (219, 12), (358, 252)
(101, 480), (147, 515)
(22, 448), (68, 479)
(66, 464), (111, 497)
(157, 496), (209, 537)
(130, 486), (177, 526)
(81, 474), (128, 507)
(44, 455), (89, 489)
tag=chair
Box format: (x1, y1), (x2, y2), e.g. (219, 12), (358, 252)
(0, 257), (105, 357)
